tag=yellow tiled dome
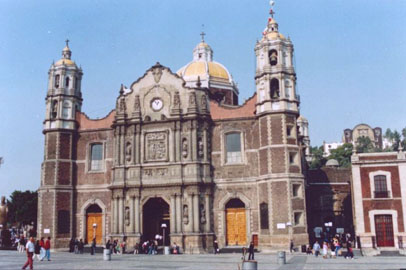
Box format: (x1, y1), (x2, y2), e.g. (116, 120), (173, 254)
(181, 61), (229, 80)
(55, 59), (76, 66)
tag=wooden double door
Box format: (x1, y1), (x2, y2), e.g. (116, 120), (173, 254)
(226, 208), (246, 246)
(375, 215), (394, 247)
(87, 213), (102, 244)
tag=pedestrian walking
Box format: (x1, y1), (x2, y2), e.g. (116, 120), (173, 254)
(313, 241), (320, 257)
(91, 238), (96, 255)
(322, 241), (329, 259)
(69, 238), (75, 253)
(133, 242), (139, 254)
(213, 240), (219, 255)
(22, 237), (35, 270)
(247, 241), (255, 260)
(33, 240), (41, 261)
(333, 237), (341, 257)
(74, 239), (79, 254)
(43, 236), (51, 261)
(19, 236), (26, 253)
(39, 237), (45, 260)
(78, 239), (84, 254)
(290, 240), (294, 253)
(344, 241), (354, 259)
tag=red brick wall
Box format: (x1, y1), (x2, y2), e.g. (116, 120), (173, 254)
(47, 133), (57, 159)
(271, 148), (285, 173)
(260, 117), (268, 147)
(57, 162), (71, 185)
(59, 133), (71, 159)
(259, 149), (268, 175)
(270, 116), (283, 145)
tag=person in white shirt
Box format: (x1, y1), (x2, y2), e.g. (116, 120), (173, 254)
(22, 237), (35, 270)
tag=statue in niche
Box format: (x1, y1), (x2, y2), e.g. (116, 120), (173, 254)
(182, 138), (188, 158)
(173, 91), (180, 106)
(183, 204), (189, 225)
(125, 207), (130, 226)
(0, 196), (8, 229)
(200, 204), (206, 224)
(133, 95), (140, 111)
(189, 92), (196, 106)
(152, 65), (163, 83)
(201, 94), (207, 110)
(198, 137), (204, 158)
(125, 142), (132, 162)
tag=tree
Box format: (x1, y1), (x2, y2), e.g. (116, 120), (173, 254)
(355, 136), (376, 153)
(7, 190), (38, 227)
(309, 146), (326, 169)
(328, 143), (353, 168)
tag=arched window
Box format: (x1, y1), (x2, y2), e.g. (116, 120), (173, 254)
(57, 210), (70, 234)
(55, 74), (60, 88)
(90, 144), (103, 171)
(65, 76), (70, 87)
(269, 49), (278, 66)
(270, 78), (280, 99)
(374, 175), (389, 198)
(226, 132), (242, 164)
(260, 203), (269, 229)
(51, 100), (58, 119)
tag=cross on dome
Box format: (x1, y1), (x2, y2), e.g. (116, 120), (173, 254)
(65, 39), (70, 47)
(200, 31), (206, 42)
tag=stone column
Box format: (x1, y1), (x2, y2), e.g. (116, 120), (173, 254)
(112, 196), (117, 233)
(193, 194), (199, 232)
(134, 196), (140, 233)
(170, 195), (176, 233)
(130, 196), (135, 233)
(187, 195), (193, 233)
(135, 126), (140, 164)
(205, 194), (210, 232)
(120, 127), (125, 165)
(175, 194), (182, 233)
(203, 128), (208, 162)
(118, 196), (124, 233)
(175, 123), (181, 162)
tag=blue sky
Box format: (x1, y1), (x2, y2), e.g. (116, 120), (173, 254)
(0, 0), (405, 198)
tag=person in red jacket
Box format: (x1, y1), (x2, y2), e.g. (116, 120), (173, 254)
(41, 237), (51, 261)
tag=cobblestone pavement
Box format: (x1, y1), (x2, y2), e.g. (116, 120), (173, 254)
(1, 250), (406, 270)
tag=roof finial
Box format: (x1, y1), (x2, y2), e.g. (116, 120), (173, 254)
(200, 24), (206, 42)
(65, 39), (70, 47)
(269, 0), (275, 18)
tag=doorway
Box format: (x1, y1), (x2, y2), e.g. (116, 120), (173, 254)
(226, 198), (246, 246)
(142, 198), (170, 246)
(86, 204), (102, 244)
(375, 215), (394, 247)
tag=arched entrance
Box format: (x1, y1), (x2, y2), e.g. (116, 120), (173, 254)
(226, 198), (246, 246)
(86, 204), (102, 244)
(142, 198), (170, 246)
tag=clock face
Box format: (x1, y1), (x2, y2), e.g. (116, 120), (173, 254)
(151, 98), (163, 111)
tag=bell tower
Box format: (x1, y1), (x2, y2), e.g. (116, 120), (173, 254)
(255, 6), (298, 114)
(44, 39), (83, 130)
(254, 2), (308, 248)
(38, 40), (83, 248)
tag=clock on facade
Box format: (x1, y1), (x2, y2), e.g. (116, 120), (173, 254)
(151, 98), (163, 111)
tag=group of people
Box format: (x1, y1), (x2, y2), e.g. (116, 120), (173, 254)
(106, 239), (126, 255)
(311, 235), (354, 259)
(68, 238), (85, 254)
(21, 236), (52, 270)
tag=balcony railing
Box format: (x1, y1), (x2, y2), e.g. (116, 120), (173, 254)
(374, 190), (391, 198)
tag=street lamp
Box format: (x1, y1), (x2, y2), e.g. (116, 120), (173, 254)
(161, 223), (167, 246)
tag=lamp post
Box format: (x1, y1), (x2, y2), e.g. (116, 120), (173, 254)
(161, 223), (167, 246)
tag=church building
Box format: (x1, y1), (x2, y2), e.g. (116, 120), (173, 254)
(37, 6), (310, 252)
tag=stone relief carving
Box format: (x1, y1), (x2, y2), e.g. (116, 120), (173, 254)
(152, 66), (163, 83)
(201, 94), (207, 110)
(133, 95), (140, 111)
(182, 138), (188, 158)
(197, 137), (204, 158)
(189, 92), (196, 106)
(125, 141), (132, 162)
(145, 132), (167, 161)
(125, 206), (130, 226)
(183, 204), (189, 225)
(173, 91), (180, 106)
(200, 204), (206, 224)
(143, 168), (168, 177)
(118, 97), (126, 114)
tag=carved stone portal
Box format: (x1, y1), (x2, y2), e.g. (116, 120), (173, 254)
(145, 132), (167, 161)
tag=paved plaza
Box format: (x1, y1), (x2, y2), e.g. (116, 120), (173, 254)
(1, 250), (406, 270)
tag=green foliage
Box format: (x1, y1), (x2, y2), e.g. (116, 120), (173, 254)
(384, 128), (406, 151)
(355, 136), (380, 153)
(7, 190), (38, 227)
(309, 146), (326, 169)
(328, 143), (353, 168)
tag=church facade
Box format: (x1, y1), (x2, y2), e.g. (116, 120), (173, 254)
(37, 10), (310, 252)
